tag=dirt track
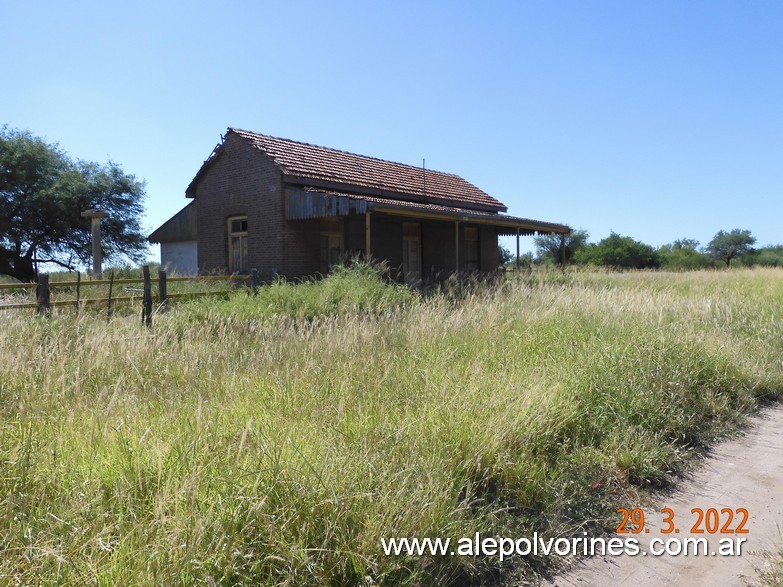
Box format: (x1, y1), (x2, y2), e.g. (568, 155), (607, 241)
(542, 406), (783, 587)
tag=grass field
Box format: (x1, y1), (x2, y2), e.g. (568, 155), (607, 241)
(1, 267), (781, 585)
(762, 552), (783, 587)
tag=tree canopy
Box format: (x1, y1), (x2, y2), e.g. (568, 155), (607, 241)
(574, 232), (659, 269)
(706, 229), (755, 267)
(533, 228), (589, 265)
(0, 126), (147, 281)
(498, 245), (515, 266)
(657, 238), (713, 270)
(748, 245), (783, 267)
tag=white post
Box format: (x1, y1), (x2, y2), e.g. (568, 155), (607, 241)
(81, 209), (109, 279)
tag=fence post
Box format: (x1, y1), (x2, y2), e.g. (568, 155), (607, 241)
(142, 265), (152, 328)
(36, 274), (51, 316)
(158, 270), (168, 311)
(106, 270), (115, 322)
(75, 271), (81, 313)
(250, 268), (259, 295)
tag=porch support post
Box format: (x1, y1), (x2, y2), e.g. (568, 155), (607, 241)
(516, 228), (521, 270)
(365, 212), (371, 260)
(455, 221), (460, 274)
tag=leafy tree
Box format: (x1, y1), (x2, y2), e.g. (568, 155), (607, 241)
(658, 238), (713, 270)
(514, 251), (534, 269)
(498, 245), (514, 266)
(533, 228), (588, 265)
(574, 232), (659, 269)
(671, 238), (700, 251)
(0, 127), (147, 281)
(572, 243), (599, 265)
(706, 229), (755, 268)
(754, 245), (783, 267)
(734, 245), (783, 268)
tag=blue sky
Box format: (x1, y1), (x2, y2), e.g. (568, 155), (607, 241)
(4, 0), (782, 256)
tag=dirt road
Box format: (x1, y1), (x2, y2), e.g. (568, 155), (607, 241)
(542, 406), (783, 587)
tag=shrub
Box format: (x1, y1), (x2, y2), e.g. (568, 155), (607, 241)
(574, 232), (659, 269)
(658, 241), (713, 270)
(183, 260), (418, 323)
(737, 246), (783, 268)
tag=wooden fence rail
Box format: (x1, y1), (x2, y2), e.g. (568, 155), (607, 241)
(0, 267), (259, 325)
(0, 274), (251, 290)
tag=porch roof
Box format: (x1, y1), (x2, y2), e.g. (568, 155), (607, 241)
(149, 201), (197, 243)
(286, 187), (570, 236)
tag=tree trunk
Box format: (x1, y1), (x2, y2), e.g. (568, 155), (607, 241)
(0, 255), (36, 281)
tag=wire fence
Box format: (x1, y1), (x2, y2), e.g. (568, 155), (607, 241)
(0, 267), (258, 325)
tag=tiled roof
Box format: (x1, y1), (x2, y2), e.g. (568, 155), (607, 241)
(228, 128), (506, 212)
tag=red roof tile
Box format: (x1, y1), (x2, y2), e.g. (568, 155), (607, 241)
(228, 128), (506, 212)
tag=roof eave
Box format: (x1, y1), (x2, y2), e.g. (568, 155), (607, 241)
(185, 141), (227, 198)
(366, 201), (570, 235)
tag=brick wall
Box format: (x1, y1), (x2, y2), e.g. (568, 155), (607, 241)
(422, 220), (455, 277)
(479, 225), (500, 271)
(192, 135), (287, 277)
(370, 216), (404, 268)
(192, 136), (332, 279)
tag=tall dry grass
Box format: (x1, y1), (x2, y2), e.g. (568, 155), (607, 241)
(0, 267), (781, 585)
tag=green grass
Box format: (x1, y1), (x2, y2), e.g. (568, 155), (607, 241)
(183, 262), (418, 323)
(1, 267), (781, 585)
(761, 552), (783, 587)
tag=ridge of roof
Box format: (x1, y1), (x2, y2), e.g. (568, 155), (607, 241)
(227, 127), (506, 212)
(229, 127), (463, 176)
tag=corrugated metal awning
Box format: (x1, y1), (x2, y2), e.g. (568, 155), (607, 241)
(286, 188), (368, 219)
(285, 187), (569, 236)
